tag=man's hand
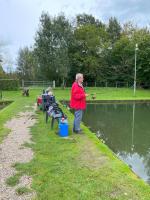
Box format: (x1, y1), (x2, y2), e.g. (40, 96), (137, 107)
(85, 93), (89, 97)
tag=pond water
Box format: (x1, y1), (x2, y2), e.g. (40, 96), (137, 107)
(82, 103), (150, 183)
(0, 101), (12, 110)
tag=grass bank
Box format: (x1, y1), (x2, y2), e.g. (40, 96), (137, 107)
(13, 104), (150, 200)
(1, 88), (150, 199)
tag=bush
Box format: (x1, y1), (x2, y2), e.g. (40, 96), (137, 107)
(0, 79), (19, 90)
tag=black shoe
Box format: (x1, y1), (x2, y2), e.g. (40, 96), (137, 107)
(74, 129), (83, 134)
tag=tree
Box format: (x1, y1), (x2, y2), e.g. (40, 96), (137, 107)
(122, 21), (137, 38)
(107, 17), (122, 44)
(0, 44), (7, 78)
(34, 13), (73, 86)
(133, 29), (150, 86)
(17, 47), (38, 80)
(110, 36), (134, 82)
(16, 12), (150, 87)
(0, 64), (5, 78)
(69, 24), (108, 84)
(76, 13), (104, 28)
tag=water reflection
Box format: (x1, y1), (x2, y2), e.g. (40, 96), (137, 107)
(83, 103), (150, 183)
(131, 103), (135, 152)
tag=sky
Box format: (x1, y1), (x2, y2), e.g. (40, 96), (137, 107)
(0, 0), (150, 71)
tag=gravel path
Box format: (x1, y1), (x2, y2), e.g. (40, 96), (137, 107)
(0, 110), (36, 200)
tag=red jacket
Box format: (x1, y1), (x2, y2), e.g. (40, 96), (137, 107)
(70, 81), (86, 110)
(37, 96), (42, 105)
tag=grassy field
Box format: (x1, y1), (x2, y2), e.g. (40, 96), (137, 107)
(1, 87), (150, 199)
(54, 87), (150, 100)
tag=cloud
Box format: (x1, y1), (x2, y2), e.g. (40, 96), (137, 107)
(0, 0), (149, 71)
(91, 0), (150, 25)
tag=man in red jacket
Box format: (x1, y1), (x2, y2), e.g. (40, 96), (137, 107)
(70, 73), (89, 133)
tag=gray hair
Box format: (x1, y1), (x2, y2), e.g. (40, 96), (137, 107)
(76, 73), (83, 81)
(46, 87), (52, 92)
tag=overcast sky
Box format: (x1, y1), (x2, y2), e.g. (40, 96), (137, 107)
(0, 0), (150, 71)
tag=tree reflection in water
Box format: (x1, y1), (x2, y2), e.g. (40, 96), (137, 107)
(83, 103), (150, 183)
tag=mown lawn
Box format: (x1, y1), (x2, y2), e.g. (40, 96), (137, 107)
(1, 87), (150, 200)
(54, 87), (150, 100)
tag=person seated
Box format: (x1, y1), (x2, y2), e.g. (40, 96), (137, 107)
(22, 88), (29, 96)
(42, 88), (55, 111)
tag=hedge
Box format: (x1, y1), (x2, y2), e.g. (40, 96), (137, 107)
(0, 79), (19, 90)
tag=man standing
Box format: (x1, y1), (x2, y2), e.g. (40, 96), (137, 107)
(70, 73), (89, 133)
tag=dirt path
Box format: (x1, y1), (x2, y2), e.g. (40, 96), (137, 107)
(0, 110), (36, 200)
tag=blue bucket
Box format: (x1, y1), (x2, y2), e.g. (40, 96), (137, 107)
(59, 122), (69, 137)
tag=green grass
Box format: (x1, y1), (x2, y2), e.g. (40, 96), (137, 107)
(1, 87), (150, 200)
(16, 187), (32, 195)
(6, 173), (22, 186)
(54, 87), (150, 100)
(12, 106), (150, 200)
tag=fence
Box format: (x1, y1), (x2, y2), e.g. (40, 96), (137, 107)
(83, 81), (134, 88)
(21, 80), (150, 89)
(22, 80), (55, 88)
(65, 81), (135, 88)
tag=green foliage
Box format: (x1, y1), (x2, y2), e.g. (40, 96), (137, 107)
(0, 79), (19, 90)
(16, 13), (150, 87)
(108, 35), (134, 82)
(76, 13), (104, 28)
(17, 47), (38, 81)
(133, 30), (150, 86)
(34, 13), (73, 86)
(107, 17), (122, 43)
(0, 64), (7, 79)
(0, 64), (4, 74)
(69, 24), (108, 82)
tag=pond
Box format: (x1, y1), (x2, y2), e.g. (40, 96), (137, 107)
(82, 102), (150, 183)
(0, 101), (12, 110)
